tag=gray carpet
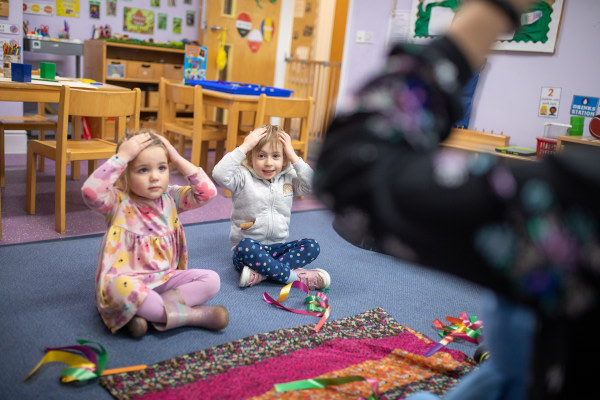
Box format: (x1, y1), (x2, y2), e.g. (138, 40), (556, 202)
(0, 210), (486, 400)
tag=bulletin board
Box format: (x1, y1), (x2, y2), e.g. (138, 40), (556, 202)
(408, 0), (565, 53)
(0, 0), (8, 18)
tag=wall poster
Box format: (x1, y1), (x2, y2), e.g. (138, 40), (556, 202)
(0, 0), (9, 17)
(408, 0), (565, 53)
(56, 0), (80, 17)
(123, 7), (154, 34)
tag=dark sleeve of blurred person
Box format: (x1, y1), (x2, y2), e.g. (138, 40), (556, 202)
(314, 35), (600, 324)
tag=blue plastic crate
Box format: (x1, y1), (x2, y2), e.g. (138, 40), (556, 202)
(185, 80), (293, 97)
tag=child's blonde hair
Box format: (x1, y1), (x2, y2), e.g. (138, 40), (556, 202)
(115, 129), (168, 193)
(245, 124), (290, 169)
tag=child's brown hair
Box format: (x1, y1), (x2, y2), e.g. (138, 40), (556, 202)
(245, 124), (290, 169)
(115, 129), (168, 193)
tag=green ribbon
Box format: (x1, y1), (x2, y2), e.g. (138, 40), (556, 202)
(275, 376), (378, 399)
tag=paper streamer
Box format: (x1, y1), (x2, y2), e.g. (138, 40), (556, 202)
(275, 376), (379, 399)
(425, 312), (483, 357)
(25, 339), (147, 383)
(263, 280), (330, 332)
(25, 340), (107, 383)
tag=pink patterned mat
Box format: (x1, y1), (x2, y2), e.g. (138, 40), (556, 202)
(100, 308), (476, 400)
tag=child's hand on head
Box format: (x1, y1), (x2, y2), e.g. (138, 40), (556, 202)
(239, 127), (267, 154)
(279, 130), (299, 164)
(117, 133), (153, 163)
(156, 134), (180, 162)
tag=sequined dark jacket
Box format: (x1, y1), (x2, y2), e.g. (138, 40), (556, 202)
(314, 36), (600, 399)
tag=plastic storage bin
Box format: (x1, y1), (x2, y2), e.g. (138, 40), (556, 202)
(536, 137), (557, 158)
(543, 122), (571, 139)
(185, 80), (293, 97)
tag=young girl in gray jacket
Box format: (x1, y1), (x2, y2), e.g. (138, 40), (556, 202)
(212, 124), (330, 289)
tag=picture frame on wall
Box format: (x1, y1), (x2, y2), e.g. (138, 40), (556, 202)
(408, 0), (565, 53)
(0, 0), (8, 18)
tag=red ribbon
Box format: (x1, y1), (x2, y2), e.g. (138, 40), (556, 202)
(263, 280), (330, 332)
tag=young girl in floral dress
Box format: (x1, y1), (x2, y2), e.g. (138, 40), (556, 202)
(82, 129), (228, 338)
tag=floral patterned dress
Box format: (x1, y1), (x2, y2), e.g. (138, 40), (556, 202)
(82, 155), (217, 332)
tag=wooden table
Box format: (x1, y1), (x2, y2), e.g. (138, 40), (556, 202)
(201, 88), (260, 154)
(0, 76), (129, 181)
(441, 128), (538, 162)
(557, 135), (600, 153)
(201, 89), (261, 195)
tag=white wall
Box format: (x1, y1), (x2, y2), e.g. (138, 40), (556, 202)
(339, 0), (600, 149)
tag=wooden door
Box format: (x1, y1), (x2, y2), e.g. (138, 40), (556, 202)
(201, 0), (281, 86)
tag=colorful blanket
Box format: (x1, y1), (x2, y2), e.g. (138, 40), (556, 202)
(99, 308), (476, 399)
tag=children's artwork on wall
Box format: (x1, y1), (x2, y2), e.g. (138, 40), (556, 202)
(151, 0), (160, 8)
(57, 0), (80, 18)
(261, 18), (275, 42)
(539, 87), (561, 118)
(123, 7), (155, 34)
(24, 1), (56, 16)
(408, 0), (565, 53)
(89, 1), (100, 19)
(186, 11), (195, 27)
(236, 13), (251, 38)
(247, 28), (263, 53)
(107, 0), (116, 16)
(0, 0), (8, 18)
(158, 13), (167, 30)
(0, 23), (20, 34)
(173, 17), (181, 34)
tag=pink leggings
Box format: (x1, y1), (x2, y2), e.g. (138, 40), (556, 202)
(136, 269), (220, 323)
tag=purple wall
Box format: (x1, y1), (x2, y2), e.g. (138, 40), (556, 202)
(340, 0), (600, 149)
(1, 0), (24, 116)
(22, 0), (201, 78)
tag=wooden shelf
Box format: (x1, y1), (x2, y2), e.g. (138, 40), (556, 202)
(83, 40), (186, 133)
(106, 77), (162, 84)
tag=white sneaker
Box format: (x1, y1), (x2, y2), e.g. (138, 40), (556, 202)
(239, 266), (266, 288)
(295, 268), (331, 290)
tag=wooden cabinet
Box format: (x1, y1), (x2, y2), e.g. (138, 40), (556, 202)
(83, 40), (185, 130)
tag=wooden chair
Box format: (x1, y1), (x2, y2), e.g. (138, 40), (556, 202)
(25, 86), (141, 233)
(251, 94), (314, 162)
(0, 102), (57, 187)
(158, 77), (227, 174)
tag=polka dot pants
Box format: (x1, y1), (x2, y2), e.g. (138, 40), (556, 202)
(232, 237), (320, 283)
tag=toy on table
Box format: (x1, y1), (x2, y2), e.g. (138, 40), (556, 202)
(58, 20), (70, 39)
(39, 25), (50, 37)
(3, 43), (23, 79)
